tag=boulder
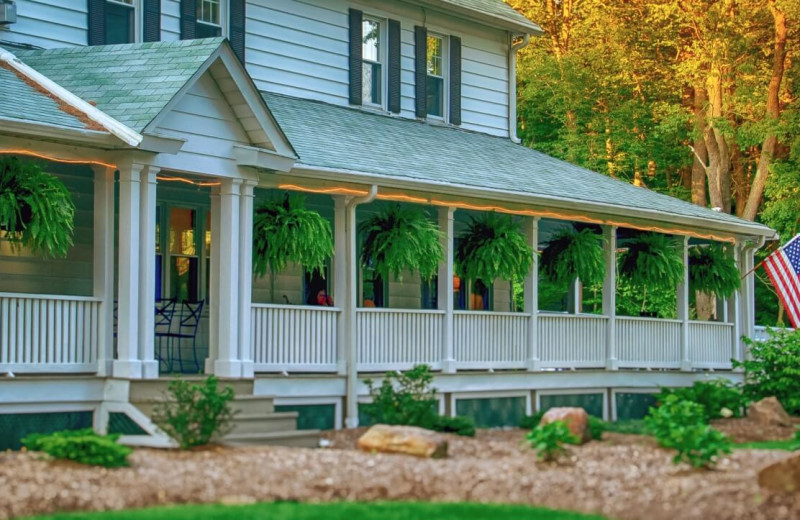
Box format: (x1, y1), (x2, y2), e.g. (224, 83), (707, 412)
(758, 453), (800, 493)
(539, 407), (591, 444)
(747, 397), (791, 427)
(357, 424), (448, 458)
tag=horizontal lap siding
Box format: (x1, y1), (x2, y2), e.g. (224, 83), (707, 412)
(3, 0), (87, 48)
(247, 0), (510, 137)
(161, 0), (181, 40)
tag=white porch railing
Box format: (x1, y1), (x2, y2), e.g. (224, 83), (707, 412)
(454, 311), (527, 369)
(357, 308), (443, 371)
(689, 321), (734, 369)
(251, 303), (339, 372)
(617, 317), (682, 369)
(0, 293), (101, 373)
(753, 325), (794, 342)
(538, 314), (606, 369)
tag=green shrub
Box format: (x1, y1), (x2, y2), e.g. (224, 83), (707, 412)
(519, 411), (545, 430)
(152, 376), (236, 449)
(525, 420), (578, 461)
(588, 416), (605, 440)
(656, 379), (748, 421)
(645, 394), (731, 468)
(432, 415), (476, 437)
(604, 420), (647, 435)
(735, 330), (800, 415)
(22, 428), (132, 467)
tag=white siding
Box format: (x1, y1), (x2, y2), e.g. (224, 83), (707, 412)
(0, 0), (87, 48)
(246, 0), (511, 137)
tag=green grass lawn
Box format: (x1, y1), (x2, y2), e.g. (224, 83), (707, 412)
(28, 502), (609, 520)
(733, 439), (799, 451)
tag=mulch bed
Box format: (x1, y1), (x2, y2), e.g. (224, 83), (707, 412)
(711, 415), (800, 442)
(1, 429), (797, 520)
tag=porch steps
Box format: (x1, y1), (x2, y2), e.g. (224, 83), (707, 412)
(126, 379), (319, 448)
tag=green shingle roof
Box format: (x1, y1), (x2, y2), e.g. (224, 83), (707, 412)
(264, 93), (770, 235)
(0, 65), (88, 130)
(15, 38), (223, 132)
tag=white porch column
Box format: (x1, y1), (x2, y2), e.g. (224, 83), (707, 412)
(739, 242), (757, 353)
(677, 235), (692, 371)
(603, 225), (618, 370)
(333, 196), (348, 375)
(205, 186), (221, 374)
(113, 163), (143, 379)
(238, 180), (256, 378)
(214, 178), (242, 378)
(438, 207), (456, 373)
(345, 199), (360, 428)
(138, 166), (159, 379)
(524, 217), (540, 371)
(92, 165), (115, 377)
(567, 279), (581, 313)
(729, 242), (743, 364)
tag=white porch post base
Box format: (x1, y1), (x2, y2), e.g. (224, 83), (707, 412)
(526, 358), (541, 371)
(680, 359), (693, 371)
(141, 361), (159, 379)
(345, 416), (359, 429)
(605, 357), (619, 371)
(241, 361), (255, 379)
(442, 358), (456, 373)
(214, 360), (243, 378)
(112, 360), (143, 379)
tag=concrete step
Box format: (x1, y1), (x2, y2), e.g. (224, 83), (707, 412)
(127, 378), (254, 401)
(228, 412), (299, 435)
(223, 429), (320, 448)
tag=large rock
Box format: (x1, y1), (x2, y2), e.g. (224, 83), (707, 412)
(357, 424), (448, 458)
(758, 453), (800, 493)
(748, 397), (791, 427)
(539, 407), (591, 444)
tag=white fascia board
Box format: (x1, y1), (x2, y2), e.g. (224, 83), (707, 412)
(139, 133), (186, 154)
(0, 117), (123, 147)
(233, 144), (295, 173)
(287, 164), (776, 240)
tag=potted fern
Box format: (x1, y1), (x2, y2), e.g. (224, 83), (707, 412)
(618, 232), (684, 314)
(689, 243), (740, 299)
(0, 157), (74, 258)
(540, 227), (605, 287)
(359, 203), (443, 281)
(253, 192), (333, 301)
(455, 213), (533, 285)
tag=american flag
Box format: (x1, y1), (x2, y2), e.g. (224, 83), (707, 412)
(763, 234), (800, 328)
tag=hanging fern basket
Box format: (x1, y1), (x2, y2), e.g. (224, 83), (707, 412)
(540, 227), (604, 287)
(689, 243), (740, 298)
(359, 203), (443, 280)
(0, 156), (75, 258)
(618, 232), (684, 291)
(252, 193), (333, 298)
(455, 212), (533, 284)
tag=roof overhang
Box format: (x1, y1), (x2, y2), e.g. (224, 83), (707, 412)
(406, 0), (543, 35)
(234, 145), (295, 173)
(0, 117), (124, 147)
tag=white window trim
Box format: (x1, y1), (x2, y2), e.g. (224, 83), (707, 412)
(361, 15), (388, 111)
(106, 0), (141, 44)
(426, 31), (449, 122)
(196, 0), (228, 38)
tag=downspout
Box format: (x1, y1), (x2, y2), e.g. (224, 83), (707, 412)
(508, 34), (531, 144)
(345, 185), (378, 428)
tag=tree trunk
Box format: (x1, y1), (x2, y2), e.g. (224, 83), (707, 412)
(731, 144), (746, 216)
(741, 0), (788, 221)
(696, 291), (716, 321)
(691, 86), (708, 206)
(704, 72), (732, 213)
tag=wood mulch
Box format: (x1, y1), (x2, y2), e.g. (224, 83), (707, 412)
(711, 415), (800, 442)
(1, 428), (797, 520)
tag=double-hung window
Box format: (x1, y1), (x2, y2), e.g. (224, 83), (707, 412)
(361, 17), (383, 107)
(105, 0), (135, 44)
(426, 34), (445, 118)
(196, 0), (222, 38)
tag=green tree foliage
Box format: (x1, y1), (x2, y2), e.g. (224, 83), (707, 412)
(456, 213), (533, 284)
(689, 244), (741, 299)
(22, 428), (132, 467)
(0, 157), (74, 258)
(359, 204), (443, 280)
(735, 330), (800, 415)
(540, 228), (604, 287)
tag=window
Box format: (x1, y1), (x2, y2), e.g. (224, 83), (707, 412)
(361, 17), (383, 106)
(168, 208), (200, 302)
(304, 267), (332, 306)
(421, 276), (438, 310)
(362, 267), (386, 308)
(196, 0), (222, 38)
(105, 0), (136, 44)
(426, 34), (445, 118)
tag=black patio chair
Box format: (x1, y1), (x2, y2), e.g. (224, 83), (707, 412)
(154, 298), (177, 372)
(162, 299), (204, 373)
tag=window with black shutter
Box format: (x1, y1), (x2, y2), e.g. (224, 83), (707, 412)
(179, 0), (245, 61)
(414, 27), (462, 124)
(349, 10), (400, 112)
(89, 0), (137, 46)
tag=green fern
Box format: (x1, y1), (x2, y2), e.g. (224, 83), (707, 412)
(540, 227), (604, 287)
(359, 204), (443, 280)
(0, 157), (74, 258)
(689, 243), (740, 298)
(253, 193), (333, 299)
(455, 213), (533, 283)
(619, 232), (684, 291)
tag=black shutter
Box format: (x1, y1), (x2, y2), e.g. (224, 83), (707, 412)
(142, 0), (161, 43)
(414, 26), (427, 118)
(180, 0), (196, 40)
(348, 9), (363, 105)
(387, 19), (401, 114)
(229, 0), (246, 61)
(449, 35), (462, 125)
(87, 0), (106, 46)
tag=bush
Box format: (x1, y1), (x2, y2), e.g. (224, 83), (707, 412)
(645, 394), (731, 468)
(588, 416), (605, 441)
(22, 428), (132, 467)
(656, 379), (748, 421)
(604, 420), (647, 435)
(525, 420), (578, 461)
(363, 365), (475, 437)
(735, 330), (800, 415)
(519, 411), (545, 430)
(152, 376), (236, 449)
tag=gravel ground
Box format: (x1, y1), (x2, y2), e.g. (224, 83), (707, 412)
(1, 429), (797, 520)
